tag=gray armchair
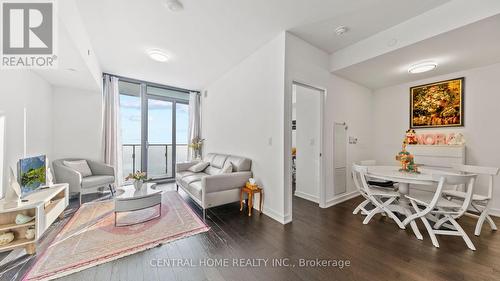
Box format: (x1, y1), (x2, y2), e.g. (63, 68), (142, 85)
(52, 158), (115, 204)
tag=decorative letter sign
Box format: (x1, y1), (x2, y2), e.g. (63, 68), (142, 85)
(415, 133), (460, 145)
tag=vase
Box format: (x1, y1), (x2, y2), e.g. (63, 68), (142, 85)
(133, 180), (143, 190)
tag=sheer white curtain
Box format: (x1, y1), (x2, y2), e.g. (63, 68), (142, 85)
(188, 92), (201, 160)
(102, 74), (123, 185)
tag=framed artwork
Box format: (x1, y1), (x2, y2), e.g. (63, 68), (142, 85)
(410, 77), (464, 128)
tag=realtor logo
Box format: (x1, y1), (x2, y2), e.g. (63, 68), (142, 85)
(1, 0), (57, 68)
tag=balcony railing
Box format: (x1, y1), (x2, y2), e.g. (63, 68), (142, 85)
(122, 144), (188, 179)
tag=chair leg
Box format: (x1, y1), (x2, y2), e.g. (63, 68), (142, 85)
(434, 216), (450, 230)
(385, 209), (405, 229)
(176, 184), (179, 192)
(79, 192), (82, 206)
(475, 203), (497, 236)
(363, 207), (381, 225)
(448, 216), (476, 251)
(203, 209), (206, 221)
(363, 197), (397, 225)
(403, 208), (423, 240)
(109, 184), (114, 196)
(422, 216), (440, 248)
(486, 215), (498, 231)
(410, 200), (438, 247)
(353, 199), (370, 215)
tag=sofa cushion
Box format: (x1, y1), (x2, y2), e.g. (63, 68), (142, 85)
(226, 156), (251, 172)
(82, 175), (115, 189)
(204, 153), (216, 164)
(187, 181), (203, 200)
(204, 166), (221, 175)
(64, 160), (93, 177)
(210, 154), (228, 169)
(188, 161), (209, 172)
(180, 173), (209, 187)
(176, 171), (195, 181)
(221, 161), (233, 174)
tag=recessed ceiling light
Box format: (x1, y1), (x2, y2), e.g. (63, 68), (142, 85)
(408, 62), (437, 74)
(147, 49), (169, 62)
(163, 0), (183, 11)
(335, 26), (349, 36)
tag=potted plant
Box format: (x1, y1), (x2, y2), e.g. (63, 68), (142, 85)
(125, 171), (147, 190)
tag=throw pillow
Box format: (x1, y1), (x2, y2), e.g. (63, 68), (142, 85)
(220, 161), (233, 174)
(63, 160), (92, 177)
(188, 161), (210, 173)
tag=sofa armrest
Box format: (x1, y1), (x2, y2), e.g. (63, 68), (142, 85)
(202, 171), (252, 194)
(87, 160), (115, 176)
(176, 161), (200, 172)
(53, 165), (82, 194)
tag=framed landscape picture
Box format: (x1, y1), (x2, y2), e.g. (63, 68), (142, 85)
(410, 77), (464, 128)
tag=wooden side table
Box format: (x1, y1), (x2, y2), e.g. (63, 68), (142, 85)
(240, 186), (263, 216)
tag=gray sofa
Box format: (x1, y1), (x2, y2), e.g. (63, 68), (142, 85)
(175, 153), (252, 219)
(52, 158), (115, 204)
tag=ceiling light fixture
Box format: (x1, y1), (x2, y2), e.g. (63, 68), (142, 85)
(163, 0), (184, 11)
(147, 49), (170, 62)
(408, 61), (437, 74)
(335, 26), (349, 36)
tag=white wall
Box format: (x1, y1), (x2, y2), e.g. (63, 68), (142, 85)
(52, 87), (102, 161)
(294, 85), (321, 203)
(202, 33), (287, 223)
(0, 71), (53, 198)
(373, 62), (500, 214)
(285, 33), (374, 216)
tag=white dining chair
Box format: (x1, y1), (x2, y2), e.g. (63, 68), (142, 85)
(360, 160), (397, 188)
(403, 174), (477, 250)
(352, 164), (405, 229)
(443, 164), (499, 236)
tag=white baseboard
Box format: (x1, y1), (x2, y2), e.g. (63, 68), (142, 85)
(489, 208), (500, 218)
(323, 190), (360, 208)
(294, 191), (319, 203)
(262, 206), (289, 224)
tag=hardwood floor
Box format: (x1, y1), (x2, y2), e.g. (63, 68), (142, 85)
(1, 184), (500, 281)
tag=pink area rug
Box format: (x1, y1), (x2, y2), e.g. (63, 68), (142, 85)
(24, 191), (209, 281)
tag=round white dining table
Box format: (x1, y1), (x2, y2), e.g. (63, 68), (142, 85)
(365, 166), (457, 240)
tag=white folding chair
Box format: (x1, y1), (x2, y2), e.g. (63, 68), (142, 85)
(403, 174), (477, 250)
(443, 164), (499, 236)
(360, 160), (398, 188)
(352, 164), (405, 229)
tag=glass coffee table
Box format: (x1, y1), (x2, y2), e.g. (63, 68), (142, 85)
(114, 183), (162, 227)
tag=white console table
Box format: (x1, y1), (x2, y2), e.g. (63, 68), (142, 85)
(0, 184), (69, 254)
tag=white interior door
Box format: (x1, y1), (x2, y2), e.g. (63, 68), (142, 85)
(293, 84), (322, 203)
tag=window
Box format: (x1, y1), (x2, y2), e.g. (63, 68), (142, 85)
(118, 78), (191, 181)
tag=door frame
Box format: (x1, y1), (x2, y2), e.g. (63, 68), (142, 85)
(288, 81), (326, 211)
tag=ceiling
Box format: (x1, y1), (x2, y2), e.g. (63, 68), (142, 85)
(75, 0), (449, 90)
(290, 0), (449, 54)
(34, 24), (99, 92)
(333, 14), (500, 89)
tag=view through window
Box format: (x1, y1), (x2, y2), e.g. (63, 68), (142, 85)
(119, 79), (189, 181)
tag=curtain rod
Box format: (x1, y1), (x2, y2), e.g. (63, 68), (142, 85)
(103, 72), (201, 94)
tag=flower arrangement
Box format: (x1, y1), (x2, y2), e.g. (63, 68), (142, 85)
(188, 137), (205, 159)
(125, 171), (147, 190)
(125, 171), (147, 181)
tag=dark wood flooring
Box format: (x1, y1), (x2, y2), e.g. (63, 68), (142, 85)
(1, 184), (500, 281)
